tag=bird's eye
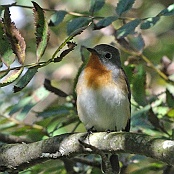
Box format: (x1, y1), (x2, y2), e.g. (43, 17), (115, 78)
(105, 52), (112, 59)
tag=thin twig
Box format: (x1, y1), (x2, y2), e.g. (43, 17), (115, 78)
(71, 121), (81, 133)
(1, 115), (49, 136)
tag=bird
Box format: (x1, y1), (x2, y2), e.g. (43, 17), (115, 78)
(76, 44), (131, 173)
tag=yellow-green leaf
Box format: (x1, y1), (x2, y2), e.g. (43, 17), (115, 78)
(0, 67), (23, 87)
(167, 108), (174, 118)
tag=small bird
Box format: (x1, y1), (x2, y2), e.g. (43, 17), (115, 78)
(76, 44), (131, 173)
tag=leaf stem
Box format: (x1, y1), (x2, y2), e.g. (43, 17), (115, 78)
(140, 54), (169, 81)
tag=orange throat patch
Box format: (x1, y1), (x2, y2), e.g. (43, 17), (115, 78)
(84, 54), (112, 89)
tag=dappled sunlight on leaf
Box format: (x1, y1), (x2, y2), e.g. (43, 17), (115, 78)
(0, 67), (23, 87)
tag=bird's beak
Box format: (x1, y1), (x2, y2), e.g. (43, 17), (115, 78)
(86, 47), (98, 55)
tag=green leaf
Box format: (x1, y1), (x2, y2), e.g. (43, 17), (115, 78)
(8, 97), (31, 116)
(0, 67), (23, 87)
(32, 1), (50, 61)
(167, 108), (174, 118)
(3, 7), (26, 65)
(166, 90), (174, 108)
(158, 4), (174, 16)
(116, 19), (141, 38)
(37, 105), (71, 118)
(0, 21), (13, 67)
(94, 16), (118, 29)
(131, 104), (151, 129)
(116, 0), (136, 16)
(89, 0), (105, 14)
(49, 10), (67, 26)
(148, 108), (168, 135)
(132, 65), (147, 106)
(67, 17), (91, 35)
(140, 17), (160, 29)
(14, 67), (38, 93)
(9, 87), (50, 120)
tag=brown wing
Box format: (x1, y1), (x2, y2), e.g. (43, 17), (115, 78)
(120, 68), (131, 132)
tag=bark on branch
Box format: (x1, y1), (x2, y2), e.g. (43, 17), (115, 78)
(0, 132), (174, 172)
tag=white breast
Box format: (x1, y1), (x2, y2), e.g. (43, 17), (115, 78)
(76, 75), (130, 131)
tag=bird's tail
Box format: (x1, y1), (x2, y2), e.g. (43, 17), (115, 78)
(110, 154), (120, 174)
(102, 154), (120, 174)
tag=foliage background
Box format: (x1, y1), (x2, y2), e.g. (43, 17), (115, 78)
(0, 0), (174, 173)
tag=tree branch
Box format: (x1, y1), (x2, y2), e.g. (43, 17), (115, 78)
(0, 132), (174, 172)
